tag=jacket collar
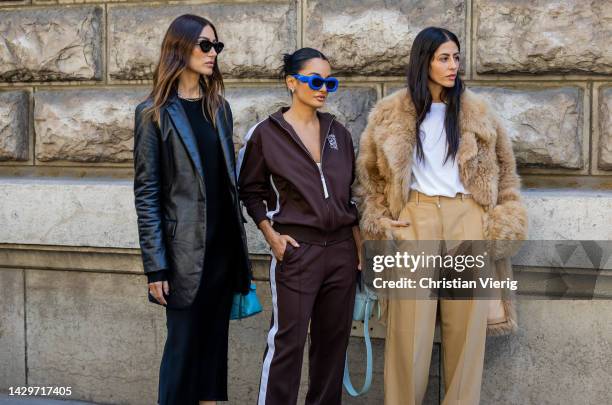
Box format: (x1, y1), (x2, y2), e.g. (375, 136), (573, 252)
(214, 100), (237, 187)
(165, 90), (205, 180)
(269, 107), (336, 158)
(376, 88), (498, 203)
(270, 106), (335, 125)
(164, 87), (236, 187)
(385, 88), (497, 144)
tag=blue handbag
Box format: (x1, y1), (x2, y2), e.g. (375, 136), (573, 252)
(343, 274), (380, 396)
(230, 282), (262, 320)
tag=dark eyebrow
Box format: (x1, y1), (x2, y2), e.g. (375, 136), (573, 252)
(197, 36), (217, 42)
(438, 52), (460, 57)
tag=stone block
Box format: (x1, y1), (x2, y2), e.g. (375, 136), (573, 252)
(304, 0), (465, 76)
(0, 178), (138, 248)
(0, 269), (25, 390)
(0, 7), (102, 82)
(108, 3), (296, 80)
(524, 190), (612, 240)
(476, 0), (612, 74)
(25, 270), (165, 404)
(34, 88), (148, 163)
(482, 300), (612, 404)
(597, 86), (612, 170)
(4, 181), (611, 255)
(472, 86), (584, 169)
(0, 90), (29, 161)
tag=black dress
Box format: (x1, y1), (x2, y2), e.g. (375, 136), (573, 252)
(158, 98), (237, 404)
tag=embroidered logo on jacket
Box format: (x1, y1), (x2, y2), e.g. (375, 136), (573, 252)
(327, 134), (339, 150)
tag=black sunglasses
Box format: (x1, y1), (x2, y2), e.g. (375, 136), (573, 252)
(197, 39), (224, 54)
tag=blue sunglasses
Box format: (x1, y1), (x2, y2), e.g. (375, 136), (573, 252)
(292, 74), (339, 92)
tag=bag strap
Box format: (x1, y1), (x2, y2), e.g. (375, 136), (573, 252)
(343, 299), (374, 396)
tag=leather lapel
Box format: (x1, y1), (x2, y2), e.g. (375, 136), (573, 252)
(215, 105), (237, 188)
(166, 94), (205, 180)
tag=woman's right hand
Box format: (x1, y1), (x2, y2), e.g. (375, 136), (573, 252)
(148, 280), (170, 306)
(380, 217), (411, 239)
(269, 232), (300, 262)
(258, 219), (300, 262)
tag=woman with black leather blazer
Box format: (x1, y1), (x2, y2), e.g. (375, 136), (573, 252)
(133, 14), (251, 405)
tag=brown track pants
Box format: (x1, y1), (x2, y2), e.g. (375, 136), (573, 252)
(258, 236), (358, 405)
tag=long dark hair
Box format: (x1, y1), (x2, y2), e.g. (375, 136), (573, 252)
(407, 27), (464, 163)
(144, 14), (225, 127)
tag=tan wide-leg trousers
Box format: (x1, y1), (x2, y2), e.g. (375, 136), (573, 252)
(384, 191), (488, 405)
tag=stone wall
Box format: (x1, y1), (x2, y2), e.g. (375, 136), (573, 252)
(1, 1), (611, 404)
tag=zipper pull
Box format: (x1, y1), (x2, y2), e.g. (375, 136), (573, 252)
(320, 172), (330, 199)
(317, 165), (330, 199)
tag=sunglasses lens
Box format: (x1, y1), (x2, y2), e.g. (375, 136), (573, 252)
(325, 79), (338, 91)
(199, 41), (212, 53)
(310, 77), (324, 89)
(199, 40), (223, 54)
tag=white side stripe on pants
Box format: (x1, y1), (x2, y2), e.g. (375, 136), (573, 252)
(258, 255), (279, 405)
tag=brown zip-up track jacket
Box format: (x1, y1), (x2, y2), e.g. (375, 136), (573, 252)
(238, 107), (358, 244)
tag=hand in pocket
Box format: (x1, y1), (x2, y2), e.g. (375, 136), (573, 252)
(380, 217), (411, 239)
(270, 233), (300, 262)
(148, 280), (170, 305)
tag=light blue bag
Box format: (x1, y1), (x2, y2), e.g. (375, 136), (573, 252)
(343, 276), (379, 396)
(230, 282), (262, 320)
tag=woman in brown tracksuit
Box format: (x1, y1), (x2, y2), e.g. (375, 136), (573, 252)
(238, 48), (361, 405)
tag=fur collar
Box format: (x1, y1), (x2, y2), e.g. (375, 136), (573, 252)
(373, 87), (498, 144)
(369, 88), (499, 204)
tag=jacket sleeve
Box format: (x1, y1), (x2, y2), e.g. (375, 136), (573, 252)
(133, 103), (168, 274)
(488, 118), (528, 258)
(353, 113), (393, 240)
(346, 131), (360, 226)
(238, 132), (270, 226)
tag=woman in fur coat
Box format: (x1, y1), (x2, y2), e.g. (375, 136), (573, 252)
(354, 27), (527, 405)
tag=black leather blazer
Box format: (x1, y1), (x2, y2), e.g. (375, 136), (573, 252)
(133, 90), (251, 308)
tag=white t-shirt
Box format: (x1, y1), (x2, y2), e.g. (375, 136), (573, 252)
(410, 102), (468, 197)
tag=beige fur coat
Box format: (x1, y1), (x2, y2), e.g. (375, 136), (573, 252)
(354, 88), (528, 336)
